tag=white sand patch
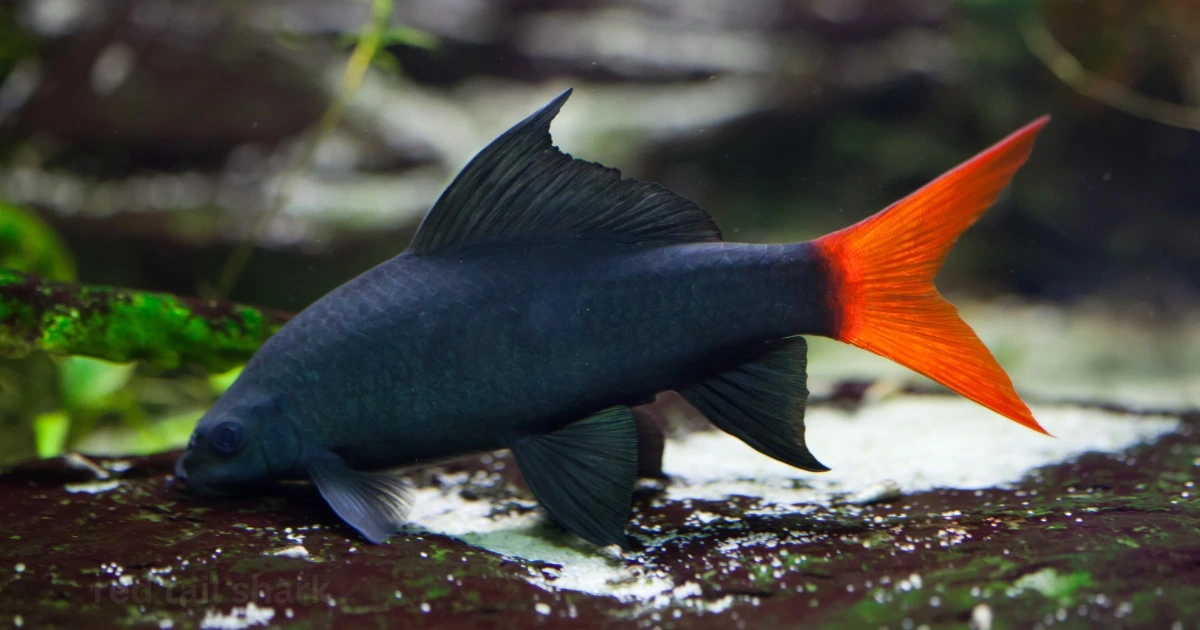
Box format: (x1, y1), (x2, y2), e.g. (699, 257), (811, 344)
(64, 480), (121, 494)
(665, 397), (1179, 501)
(409, 396), (1178, 603)
(199, 603), (274, 629)
(409, 491), (675, 601)
(266, 545), (309, 559)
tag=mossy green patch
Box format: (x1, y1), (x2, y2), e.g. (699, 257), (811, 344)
(1011, 568), (1093, 605)
(423, 584), (452, 600)
(0, 269), (289, 371)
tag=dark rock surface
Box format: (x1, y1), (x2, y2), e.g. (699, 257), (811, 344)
(1, 396), (1196, 629)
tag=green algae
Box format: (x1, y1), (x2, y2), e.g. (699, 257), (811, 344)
(423, 584), (452, 600)
(0, 269), (289, 371)
(1012, 568), (1094, 604)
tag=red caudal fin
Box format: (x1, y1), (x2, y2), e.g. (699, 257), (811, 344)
(813, 118), (1051, 435)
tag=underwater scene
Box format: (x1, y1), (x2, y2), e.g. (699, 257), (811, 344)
(0, 0), (1197, 628)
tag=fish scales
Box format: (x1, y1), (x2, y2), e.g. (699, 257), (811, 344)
(247, 241), (827, 470)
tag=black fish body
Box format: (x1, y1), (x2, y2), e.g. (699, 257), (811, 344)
(241, 240), (827, 470)
(177, 89), (1049, 547)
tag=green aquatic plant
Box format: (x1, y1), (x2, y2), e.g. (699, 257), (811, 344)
(0, 269), (290, 372)
(0, 202), (75, 281)
(216, 0), (401, 297)
(32, 410), (69, 458)
(0, 5), (429, 462)
(0, 200), (281, 459)
(0, 270), (287, 459)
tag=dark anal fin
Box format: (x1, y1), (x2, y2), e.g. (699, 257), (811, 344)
(308, 453), (414, 544)
(632, 400), (667, 479)
(511, 406), (639, 549)
(680, 337), (829, 472)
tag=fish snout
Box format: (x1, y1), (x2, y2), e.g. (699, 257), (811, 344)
(174, 453), (189, 483)
(172, 453), (231, 497)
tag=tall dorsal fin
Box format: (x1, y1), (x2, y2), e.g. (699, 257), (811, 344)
(408, 89), (722, 255)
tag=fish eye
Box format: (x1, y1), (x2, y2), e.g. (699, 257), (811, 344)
(209, 420), (245, 455)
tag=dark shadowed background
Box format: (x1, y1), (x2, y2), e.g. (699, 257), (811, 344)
(0, 0), (1196, 462)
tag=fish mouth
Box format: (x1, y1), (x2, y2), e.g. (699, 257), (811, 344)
(175, 475), (236, 498)
(173, 453), (275, 497)
(173, 452), (230, 497)
(173, 454), (189, 483)
(180, 482), (226, 497)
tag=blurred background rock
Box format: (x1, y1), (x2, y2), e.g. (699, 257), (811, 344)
(0, 0), (1197, 462)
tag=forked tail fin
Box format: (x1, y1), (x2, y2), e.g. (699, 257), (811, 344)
(813, 117), (1050, 434)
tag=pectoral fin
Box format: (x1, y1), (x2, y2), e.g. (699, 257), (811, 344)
(308, 453), (414, 544)
(511, 406), (638, 549)
(680, 337), (828, 472)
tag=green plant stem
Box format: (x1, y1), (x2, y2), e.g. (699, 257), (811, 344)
(216, 0), (395, 298)
(0, 269), (291, 372)
(1023, 19), (1200, 132)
